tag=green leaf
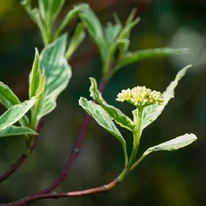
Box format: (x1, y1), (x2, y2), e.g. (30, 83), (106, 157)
(38, 34), (72, 118)
(0, 126), (37, 137)
(118, 17), (140, 42)
(38, 0), (65, 26)
(144, 133), (197, 155)
(79, 97), (126, 143)
(29, 49), (46, 128)
(142, 65), (192, 130)
(38, 0), (49, 21)
(125, 8), (137, 26)
(0, 98), (36, 131)
(55, 4), (89, 39)
(131, 133), (197, 170)
(105, 22), (121, 43)
(50, 0), (65, 22)
(115, 9), (139, 56)
(65, 23), (85, 60)
(38, 0), (65, 22)
(79, 97), (128, 166)
(29, 48), (41, 99)
(89, 77), (134, 131)
(38, 97), (56, 118)
(31, 71), (46, 128)
(21, 1), (47, 45)
(110, 48), (190, 77)
(79, 7), (108, 65)
(0, 82), (20, 109)
(0, 81), (30, 127)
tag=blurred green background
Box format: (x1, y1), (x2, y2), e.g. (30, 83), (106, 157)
(0, 0), (205, 205)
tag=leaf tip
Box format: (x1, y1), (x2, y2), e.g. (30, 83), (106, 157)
(34, 48), (39, 56)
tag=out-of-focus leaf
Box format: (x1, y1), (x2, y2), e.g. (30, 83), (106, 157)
(21, 1), (47, 45)
(110, 48), (190, 77)
(38, 0), (64, 22)
(89, 78), (134, 131)
(115, 9), (139, 56)
(105, 22), (121, 43)
(65, 23), (85, 60)
(79, 7), (108, 65)
(0, 98), (36, 131)
(0, 126), (37, 137)
(38, 0), (49, 21)
(38, 34), (72, 119)
(55, 4), (88, 38)
(50, 0), (64, 22)
(144, 133), (197, 155)
(142, 65), (191, 130)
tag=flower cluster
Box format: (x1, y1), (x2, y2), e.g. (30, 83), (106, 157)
(116, 86), (164, 107)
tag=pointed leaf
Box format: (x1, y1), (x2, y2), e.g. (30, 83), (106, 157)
(79, 97), (125, 144)
(21, 1), (47, 45)
(118, 16), (140, 43)
(29, 48), (41, 98)
(111, 48), (190, 77)
(0, 126), (37, 137)
(89, 78), (134, 131)
(38, 34), (72, 118)
(38, 0), (65, 24)
(0, 82), (20, 109)
(79, 97), (128, 166)
(55, 4), (88, 38)
(131, 133), (197, 170)
(116, 10), (140, 56)
(0, 98), (36, 131)
(50, 0), (65, 22)
(105, 22), (121, 43)
(142, 65), (191, 130)
(79, 7), (108, 64)
(0, 82), (29, 126)
(65, 23), (85, 60)
(38, 0), (49, 20)
(31, 71), (46, 128)
(144, 133), (197, 155)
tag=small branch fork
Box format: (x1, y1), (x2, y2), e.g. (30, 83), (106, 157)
(0, 119), (44, 184)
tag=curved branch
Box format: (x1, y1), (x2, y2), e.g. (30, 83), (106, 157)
(2, 167), (131, 206)
(36, 79), (108, 195)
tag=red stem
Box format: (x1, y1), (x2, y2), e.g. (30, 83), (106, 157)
(36, 79), (108, 195)
(0, 119), (44, 184)
(1, 178), (119, 206)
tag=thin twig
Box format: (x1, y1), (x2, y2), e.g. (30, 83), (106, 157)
(0, 119), (44, 184)
(36, 79), (108, 195)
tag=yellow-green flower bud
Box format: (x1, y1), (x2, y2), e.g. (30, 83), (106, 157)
(116, 86), (164, 107)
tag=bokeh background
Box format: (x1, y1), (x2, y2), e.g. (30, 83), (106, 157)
(0, 0), (206, 205)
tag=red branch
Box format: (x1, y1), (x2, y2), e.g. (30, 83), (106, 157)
(1, 178), (119, 206)
(36, 79), (108, 195)
(0, 119), (44, 184)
